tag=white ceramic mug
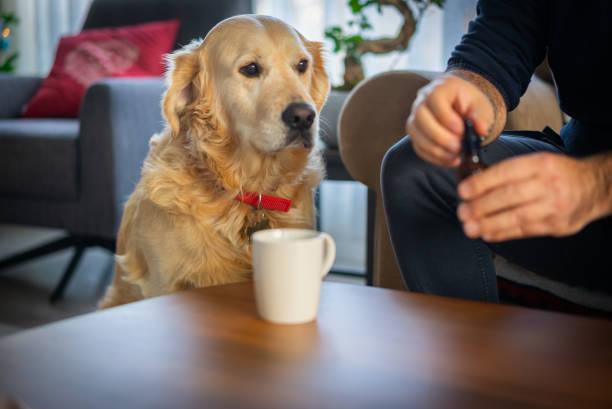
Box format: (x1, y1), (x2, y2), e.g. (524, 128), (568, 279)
(252, 228), (336, 324)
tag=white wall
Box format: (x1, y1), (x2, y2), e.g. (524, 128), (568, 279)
(442, 0), (477, 62)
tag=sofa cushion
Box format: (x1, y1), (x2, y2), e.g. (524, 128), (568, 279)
(0, 119), (79, 201)
(495, 256), (612, 312)
(22, 20), (179, 118)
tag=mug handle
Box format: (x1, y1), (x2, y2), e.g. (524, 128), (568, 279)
(320, 232), (336, 279)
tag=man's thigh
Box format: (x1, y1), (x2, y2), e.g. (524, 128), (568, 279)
(481, 131), (563, 164)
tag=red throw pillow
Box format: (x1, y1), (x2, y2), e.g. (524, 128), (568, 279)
(22, 20), (180, 118)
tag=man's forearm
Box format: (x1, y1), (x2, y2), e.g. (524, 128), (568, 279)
(448, 69), (507, 144)
(586, 152), (612, 218)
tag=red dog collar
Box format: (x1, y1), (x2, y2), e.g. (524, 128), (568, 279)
(235, 192), (292, 212)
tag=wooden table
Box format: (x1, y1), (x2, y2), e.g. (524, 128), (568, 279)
(1, 283), (611, 409)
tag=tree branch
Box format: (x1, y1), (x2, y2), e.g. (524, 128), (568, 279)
(355, 0), (417, 55)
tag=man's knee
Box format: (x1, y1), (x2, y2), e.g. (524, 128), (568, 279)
(381, 136), (427, 199)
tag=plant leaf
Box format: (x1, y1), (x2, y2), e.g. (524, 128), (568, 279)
(1, 12), (19, 25)
(0, 52), (18, 72)
(324, 28), (344, 53)
(349, 0), (363, 13)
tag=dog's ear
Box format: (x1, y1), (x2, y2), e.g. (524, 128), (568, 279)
(306, 41), (330, 112)
(162, 39), (203, 136)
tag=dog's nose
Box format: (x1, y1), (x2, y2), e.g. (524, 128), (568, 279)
(282, 103), (315, 131)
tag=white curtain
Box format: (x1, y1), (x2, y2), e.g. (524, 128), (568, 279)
(255, 0), (445, 87)
(3, 0), (92, 75)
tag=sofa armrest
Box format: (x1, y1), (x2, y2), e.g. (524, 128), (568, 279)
(338, 70), (432, 190)
(78, 77), (166, 238)
(0, 74), (42, 118)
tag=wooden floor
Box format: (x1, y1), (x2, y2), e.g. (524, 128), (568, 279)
(0, 224), (364, 338)
(0, 225), (113, 337)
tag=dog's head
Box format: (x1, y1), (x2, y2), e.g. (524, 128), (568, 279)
(162, 15), (330, 155)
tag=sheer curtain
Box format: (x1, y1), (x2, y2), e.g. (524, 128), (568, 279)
(2, 0), (92, 75)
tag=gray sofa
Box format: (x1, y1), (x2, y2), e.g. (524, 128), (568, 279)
(0, 0), (252, 301)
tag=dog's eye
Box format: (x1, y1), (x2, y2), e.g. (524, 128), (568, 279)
(240, 63), (261, 78)
(297, 59), (308, 74)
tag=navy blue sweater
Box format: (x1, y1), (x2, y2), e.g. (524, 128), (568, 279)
(447, 0), (610, 154)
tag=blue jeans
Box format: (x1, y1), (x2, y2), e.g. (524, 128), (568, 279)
(380, 131), (612, 302)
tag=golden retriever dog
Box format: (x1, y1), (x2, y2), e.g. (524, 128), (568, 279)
(99, 15), (329, 308)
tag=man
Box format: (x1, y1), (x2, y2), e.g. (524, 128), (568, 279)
(381, 0), (611, 302)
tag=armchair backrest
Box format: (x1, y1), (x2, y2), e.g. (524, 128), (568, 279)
(82, 0), (253, 50)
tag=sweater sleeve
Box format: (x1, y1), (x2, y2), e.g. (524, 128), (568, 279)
(447, 0), (548, 111)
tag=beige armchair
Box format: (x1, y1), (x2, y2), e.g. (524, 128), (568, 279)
(337, 70), (563, 290)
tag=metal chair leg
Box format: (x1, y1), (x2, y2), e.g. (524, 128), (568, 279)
(0, 236), (75, 271)
(314, 185), (322, 230)
(0, 233), (115, 302)
(49, 244), (86, 303)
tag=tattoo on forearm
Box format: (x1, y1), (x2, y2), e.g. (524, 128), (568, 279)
(589, 153), (612, 216)
(448, 69), (507, 143)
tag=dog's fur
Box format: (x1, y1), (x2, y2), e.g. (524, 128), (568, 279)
(99, 15), (330, 308)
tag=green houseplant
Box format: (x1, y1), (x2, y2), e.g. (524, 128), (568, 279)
(325, 0), (445, 90)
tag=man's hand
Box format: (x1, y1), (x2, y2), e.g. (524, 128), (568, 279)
(457, 152), (608, 242)
(406, 72), (506, 167)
